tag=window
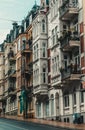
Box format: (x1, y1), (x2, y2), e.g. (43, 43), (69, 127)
(36, 102), (41, 117)
(73, 93), (76, 105)
(42, 19), (45, 33)
(67, 118), (70, 123)
(52, 58), (54, 74)
(33, 68), (39, 86)
(52, 26), (59, 47)
(36, 44), (38, 58)
(50, 0), (58, 19)
(64, 118), (66, 122)
(33, 44), (38, 60)
(63, 24), (67, 32)
(52, 29), (55, 45)
(45, 101), (49, 116)
(43, 67), (46, 83)
(64, 95), (69, 107)
(54, 57), (57, 72)
(55, 26), (58, 44)
(51, 95), (54, 115)
(52, 55), (59, 75)
(64, 55), (68, 71)
(57, 55), (59, 70)
(81, 91), (84, 103)
(74, 55), (80, 68)
(42, 43), (46, 57)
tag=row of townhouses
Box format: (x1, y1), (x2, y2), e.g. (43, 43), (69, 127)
(0, 0), (85, 124)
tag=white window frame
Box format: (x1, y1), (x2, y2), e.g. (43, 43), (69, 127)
(64, 95), (69, 108)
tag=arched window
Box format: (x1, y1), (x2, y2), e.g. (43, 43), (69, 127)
(42, 19), (45, 33)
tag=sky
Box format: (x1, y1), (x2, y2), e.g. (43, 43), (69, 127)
(0, 0), (40, 43)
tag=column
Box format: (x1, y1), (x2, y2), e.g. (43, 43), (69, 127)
(76, 90), (80, 113)
(54, 96), (56, 117)
(49, 99), (51, 117)
(69, 94), (73, 115)
(41, 102), (44, 118)
(59, 90), (63, 116)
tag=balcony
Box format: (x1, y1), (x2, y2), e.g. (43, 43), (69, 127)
(10, 94), (16, 103)
(59, 0), (79, 20)
(8, 68), (16, 78)
(33, 85), (48, 96)
(21, 41), (31, 55)
(8, 50), (16, 61)
(8, 91), (17, 97)
(21, 64), (33, 76)
(33, 86), (48, 101)
(59, 32), (80, 51)
(8, 85), (16, 97)
(60, 64), (81, 81)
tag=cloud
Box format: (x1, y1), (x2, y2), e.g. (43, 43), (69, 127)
(0, 0), (40, 43)
(0, 29), (10, 43)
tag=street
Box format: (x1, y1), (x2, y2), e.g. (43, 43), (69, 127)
(0, 118), (75, 130)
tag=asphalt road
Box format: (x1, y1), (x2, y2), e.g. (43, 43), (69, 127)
(0, 118), (75, 130)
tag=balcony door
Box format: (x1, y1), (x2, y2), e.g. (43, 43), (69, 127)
(74, 55), (80, 67)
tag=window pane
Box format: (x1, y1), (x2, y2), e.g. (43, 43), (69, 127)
(81, 92), (84, 103)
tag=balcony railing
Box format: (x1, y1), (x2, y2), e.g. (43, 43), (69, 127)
(33, 85), (48, 96)
(59, 0), (79, 20)
(21, 65), (33, 75)
(21, 42), (31, 55)
(60, 64), (81, 80)
(8, 85), (16, 97)
(59, 31), (80, 51)
(8, 68), (16, 78)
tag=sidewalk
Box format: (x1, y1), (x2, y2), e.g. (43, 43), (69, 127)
(1, 115), (85, 130)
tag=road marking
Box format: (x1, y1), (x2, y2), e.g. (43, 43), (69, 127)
(0, 122), (30, 130)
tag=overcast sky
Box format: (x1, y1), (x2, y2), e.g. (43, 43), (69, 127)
(0, 0), (40, 43)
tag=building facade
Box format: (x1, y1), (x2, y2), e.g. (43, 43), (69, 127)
(1, 0), (85, 124)
(32, 8), (48, 118)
